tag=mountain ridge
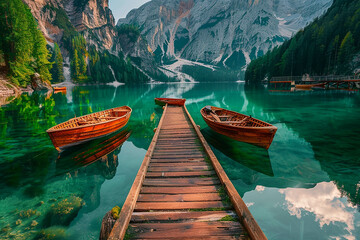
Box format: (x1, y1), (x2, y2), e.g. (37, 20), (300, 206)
(119, 0), (333, 71)
(245, 0), (360, 83)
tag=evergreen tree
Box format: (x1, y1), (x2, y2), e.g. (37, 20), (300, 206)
(245, 0), (360, 83)
(51, 43), (64, 83)
(71, 49), (80, 80)
(338, 32), (355, 64)
(0, 0), (52, 87)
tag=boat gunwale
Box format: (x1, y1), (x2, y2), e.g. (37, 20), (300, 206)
(155, 98), (186, 105)
(155, 97), (186, 101)
(200, 106), (277, 130)
(46, 106), (132, 133)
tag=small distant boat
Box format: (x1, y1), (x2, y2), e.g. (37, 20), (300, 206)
(295, 83), (325, 90)
(201, 106), (277, 149)
(53, 86), (67, 92)
(154, 98), (186, 106)
(47, 106), (132, 151)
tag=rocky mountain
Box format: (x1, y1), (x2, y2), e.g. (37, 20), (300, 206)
(119, 0), (333, 70)
(245, 0), (360, 83)
(22, 0), (164, 83)
(23, 0), (115, 51)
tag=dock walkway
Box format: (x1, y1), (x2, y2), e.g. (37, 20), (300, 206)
(107, 105), (266, 240)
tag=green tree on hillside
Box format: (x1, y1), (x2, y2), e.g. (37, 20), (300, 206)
(338, 32), (355, 65)
(51, 43), (65, 83)
(0, 0), (52, 87)
(245, 0), (360, 83)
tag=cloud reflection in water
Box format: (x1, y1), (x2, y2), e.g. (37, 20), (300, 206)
(279, 182), (357, 239)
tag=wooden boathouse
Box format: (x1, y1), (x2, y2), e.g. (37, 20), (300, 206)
(104, 104), (267, 239)
(269, 75), (360, 89)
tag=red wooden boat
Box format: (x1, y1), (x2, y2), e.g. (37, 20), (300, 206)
(154, 98), (186, 106)
(201, 106), (277, 149)
(53, 86), (67, 92)
(295, 83), (325, 90)
(47, 106), (132, 151)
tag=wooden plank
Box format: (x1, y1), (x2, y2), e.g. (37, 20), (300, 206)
(146, 171), (215, 177)
(153, 145), (201, 149)
(137, 193), (222, 202)
(156, 140), (199, 144)
(129, 237), (244, 240)
(141, 186), (219, 194)
(143, 178), (220, 187)
(158, 135), (196, 138)
(150, 154), (205, 159)
(150, 158), (205, 163)
(183, 105), (267, 240)
(134, 201), (228, 211)
(131, 210), (238, 222)
(149, 162), (209, 167)
(158, 136), (197, 140)
(153, 149), (202, 153)
(159, 130), (194, 134)
(147, 166), (210, 172)
(154, 145), (202, 149)
(108, 105), (169, 240)
(152, 152), (204, 156)
(128, 222), (244, 238)
(161, 126), (191, 130)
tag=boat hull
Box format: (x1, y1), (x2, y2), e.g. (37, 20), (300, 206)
(155, 98), (186, 106)
(47, 107), (131, 150)
(201, 106), (277, 149)
(203, 117), (276, 149)
(295, 83), (325, 90)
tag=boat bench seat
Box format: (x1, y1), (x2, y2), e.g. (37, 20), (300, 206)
(78, 120), (97, 125)
(220, 121), (242, 124)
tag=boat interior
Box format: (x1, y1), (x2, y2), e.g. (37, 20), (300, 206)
(203, 107), (271, 127)
(52, 108), (130, 130)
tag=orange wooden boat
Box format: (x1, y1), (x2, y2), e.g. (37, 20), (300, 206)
(53, 86), (67, 92)
(154, 98), (186, 106)
(295, 83), (325, 90)
(47, 106), (132, 151)
(201, 106), (277, 149)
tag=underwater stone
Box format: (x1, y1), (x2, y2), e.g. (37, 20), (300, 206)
(47, 196), (84, 226)
(36, 226), (67, 240)
(31, 220), (39, 227)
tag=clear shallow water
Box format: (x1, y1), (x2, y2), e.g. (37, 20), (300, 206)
(0, 83), (359, 239)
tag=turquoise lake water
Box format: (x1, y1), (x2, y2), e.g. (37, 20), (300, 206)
(0, 83), (359, 239)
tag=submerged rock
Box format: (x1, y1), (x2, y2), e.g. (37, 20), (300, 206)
(35, 226), (67, 240)
(46, 196), (84, 226)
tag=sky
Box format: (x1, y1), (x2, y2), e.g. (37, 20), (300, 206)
(109, 0), (151, 21)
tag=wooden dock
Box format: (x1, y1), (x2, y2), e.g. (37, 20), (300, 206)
(107, 104), (266, 240)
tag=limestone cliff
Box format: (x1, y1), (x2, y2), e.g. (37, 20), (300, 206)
(119, 0), (333, 70)
(22, 0), (163, 82)
(23, 0), (115, 50)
